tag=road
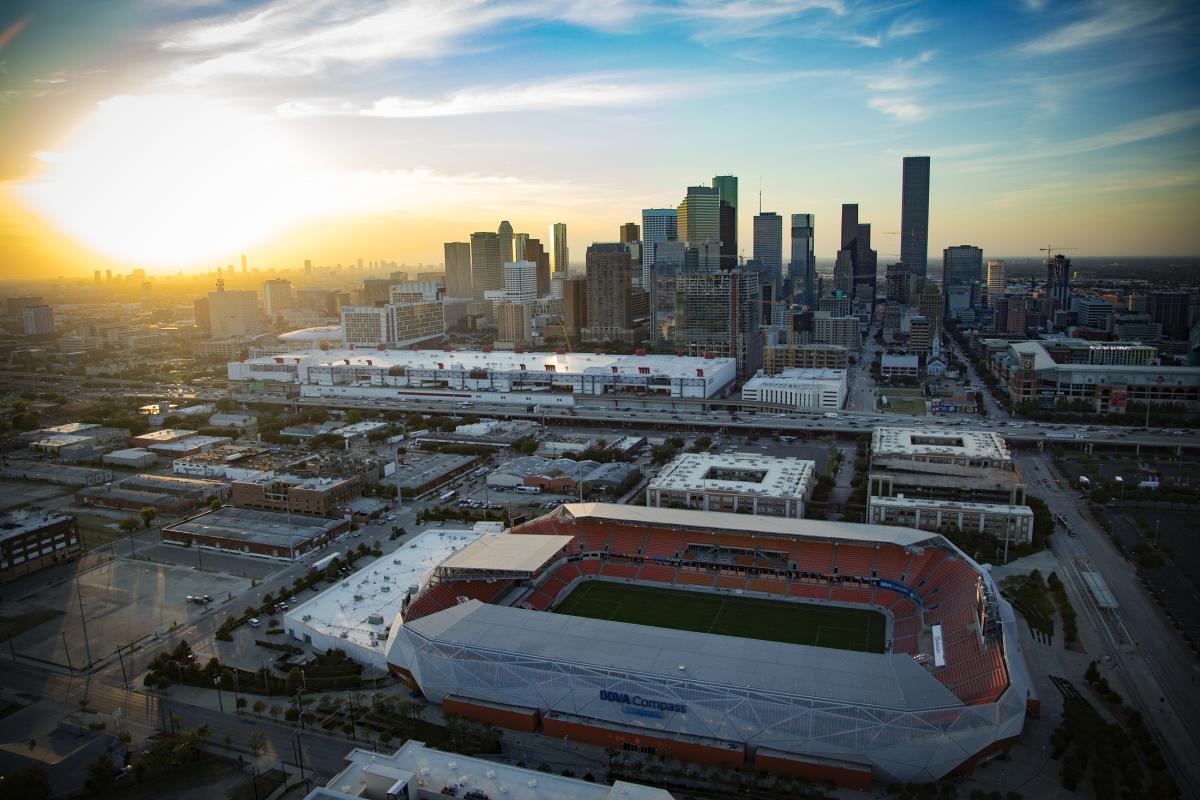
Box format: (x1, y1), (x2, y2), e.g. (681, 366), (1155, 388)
(1017, 452), (1200, 797)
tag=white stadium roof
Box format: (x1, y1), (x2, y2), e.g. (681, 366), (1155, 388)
(403, 601), (962, 712)
(556, 502), (938, 548)
(439, 534), (574, 573)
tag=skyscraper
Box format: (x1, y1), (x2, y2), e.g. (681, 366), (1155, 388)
(522, 238), (550, 298)
(469, 231), (502, 299)
(583, 243), (637, 343)
(619, 222), (640, 243)
(262, 278), (294, 318)
(712, 175), (738, 270)
(444, 242), (472, 299)
(836, 205), (877, 307)
(789, 213), (816, 306)
(675, 270), (762, 379)
(678, 186), (720, 271)
(497, 221), (514, 265)
(503, 260), (538, 305)
(943, 246), (983, 290)
(649, 240), (686, 345)
(752, 212), (783, 290)
(901, 156), (930, 280)
(207, 281), (261, 339)
(550, 222), (569, 276)
(563, 276), (588, 338)
(641, 208), (678, 288)
(21, 305), (54, 337)
(1045, 254), (1071, 309)
(986, 260), (1006, 303)
(512, 232), (529, 263)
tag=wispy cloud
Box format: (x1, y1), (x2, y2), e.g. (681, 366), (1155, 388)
(864, 50), (938, 121)
(1019, 1), (1171, 55)
(279, 74), (673, 119)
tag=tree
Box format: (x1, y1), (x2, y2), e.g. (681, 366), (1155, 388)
(194, 723), (210, 744)
(286, 666), (303, 692)
(0, 764), (51, 800)
(139, 506), (159, 528)
(236, 696), (248, 713)
(118, 517), (140, 534)
(208, 497), (222, 510)
(85, 754), (117, 793)
(269, 704), (282, 721)
(246, 731), (266, 757)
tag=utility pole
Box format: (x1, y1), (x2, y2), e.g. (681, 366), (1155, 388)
(74, 577), (92, 668)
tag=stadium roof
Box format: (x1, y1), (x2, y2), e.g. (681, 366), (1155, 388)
(555, 503), (937, 548)
(286, 528), (482, 658)
(404, 601), (962, 712)
(439, 534), (574, 573)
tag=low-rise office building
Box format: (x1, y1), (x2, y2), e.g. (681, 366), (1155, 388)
(646, 452), (815, 518)
(0, 511), (81, 583)
(867, 496), (1034, 545)
(740, 368), (846, 411)
(231, 473), (362, 517)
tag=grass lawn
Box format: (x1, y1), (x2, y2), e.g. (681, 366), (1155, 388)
(73, 511), (133, 551)
(878, 391), (926, 416)
(553, 581), (886, 653)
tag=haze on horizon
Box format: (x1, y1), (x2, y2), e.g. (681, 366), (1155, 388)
(0, 0), (1198, 279)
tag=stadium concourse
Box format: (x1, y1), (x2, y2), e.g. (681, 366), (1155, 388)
(384, 503), (1036, 788)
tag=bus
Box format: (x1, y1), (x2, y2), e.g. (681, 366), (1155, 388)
(438, 490), (456, 502)
(515, 485), (543, 495)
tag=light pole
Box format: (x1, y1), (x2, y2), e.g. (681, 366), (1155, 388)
(214, 676), (224, 713)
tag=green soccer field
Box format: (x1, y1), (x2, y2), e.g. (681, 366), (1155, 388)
(553, 580), (886, 653)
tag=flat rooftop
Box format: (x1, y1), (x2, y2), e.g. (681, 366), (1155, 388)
(241, 347), (735, 381)
(872, 427), (1010, 462)
(648, 453), (815, 498)
(235, 473), (356, 491)
(164, 506), (343, 548)
(0, 510), (70, 543)
(318, 741), (673, 800)
(743, 368), (847, 387)
(135, 428), (197, 443)
(391, 454), (477, 492)
(439, 534), (574, 574)
(39, 422), (100, 435)
(147, 435), (231, 453)
(403, 601), (961, 712)
(286, 528), (483, 655)
(871, 496), (1033, 515)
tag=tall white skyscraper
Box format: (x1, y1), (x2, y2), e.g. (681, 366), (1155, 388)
(986, 260), (1006, 302)
(641, 208), (678, 288)
(550, 222), (569, 276)
(469, 231), (502, 299)
(207, 283), (261, 339)
(503, 260), (538, 305)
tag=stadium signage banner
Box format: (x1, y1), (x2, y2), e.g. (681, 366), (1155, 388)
(600, 690), (687, 715)
(878, 578), (921, 605)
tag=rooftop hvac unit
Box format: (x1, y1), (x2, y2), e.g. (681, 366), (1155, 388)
(381, 585), (391, 592)
(353, 594), (363, 601)
(340, 631), (348, 638)
(302, 614), (312, 622)
(368, 613), (384, 624)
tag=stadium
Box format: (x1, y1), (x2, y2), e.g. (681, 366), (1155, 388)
(384, 503), (1036, 787)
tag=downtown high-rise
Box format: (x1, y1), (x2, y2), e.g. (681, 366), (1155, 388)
(641, 208), (678, 288)
(550, 222), (569, 276)
(444, 242), (472, 299)
(900, 156), (930, 280)
(789, 213), (816, 305)
(678, 186), (721, 271)
(712, 175), (738, 270)
(469, 231), (502, 299)
(752, 212), (783, 290)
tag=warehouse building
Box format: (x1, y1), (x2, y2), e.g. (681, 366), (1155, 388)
(161, 506), (348, 560)
(646, 452), (815, 517)
(228, 348), (737, 406)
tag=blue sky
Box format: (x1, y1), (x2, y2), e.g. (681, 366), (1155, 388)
(1, 0), (1197, 274)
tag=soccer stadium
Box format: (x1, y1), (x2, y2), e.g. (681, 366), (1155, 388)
(384, 503), (1035, 788)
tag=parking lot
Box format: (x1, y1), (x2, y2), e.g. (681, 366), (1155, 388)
(2, 556), (252, 670)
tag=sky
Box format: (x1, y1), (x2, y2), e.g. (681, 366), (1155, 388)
(0, 0), (1198, 278)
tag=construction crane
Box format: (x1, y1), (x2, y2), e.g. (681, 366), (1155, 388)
(1038, 245), (1077, 262)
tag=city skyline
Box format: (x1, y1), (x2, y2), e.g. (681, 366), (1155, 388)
(0, 0), (1198, 278)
